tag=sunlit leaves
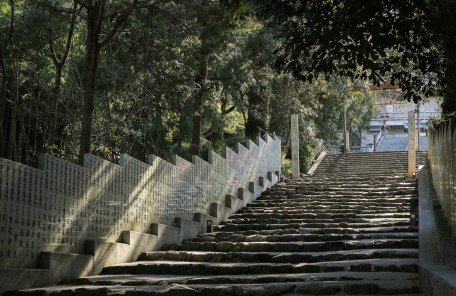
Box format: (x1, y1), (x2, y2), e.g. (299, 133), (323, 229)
(1, 2), (10, 14)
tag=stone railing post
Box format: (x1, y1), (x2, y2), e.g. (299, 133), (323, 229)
(291, 114), (300, 179)
(408, 111), (417, 176)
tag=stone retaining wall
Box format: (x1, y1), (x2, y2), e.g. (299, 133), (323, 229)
(0, 135), (281, 269)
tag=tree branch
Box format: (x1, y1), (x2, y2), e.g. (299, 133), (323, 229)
(222, 105), (236, 116)
(99, 0), (138, 47)
(75, 0), (89, 10)
(29, 0), (77, 13)
(61, 1), (80, 64)
(48, 1), (80, 67)
(48, 27), (60, 66)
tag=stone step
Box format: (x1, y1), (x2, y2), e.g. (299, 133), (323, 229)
(263, 188), (418, 194)
(190, 232), (419, 243)
(217, 221), (415, 232)
(239, 207), (417, 214)
(275, 187), (418, 192)
(246, 202), (417, 209)
(257, 197), (418, 203)
(138, 251), (418, 268)
(101, 257), (419, 276)
(260, 193), (418, 198)
(158, 248), (418, 262)
(242, 205), (418, 211)
(276, 182), (416, 189)
(229, 212), (414, 219)
(282, 181), (416, 186)
(222, 218), (413, 225)
(252, 196), (418, 202)
(209, 225), (419, 236)
(237, 208), (417, 214)
(171, 239), (418, 253)
(285, 176), (412, 182)
(13, 273), (422, 296)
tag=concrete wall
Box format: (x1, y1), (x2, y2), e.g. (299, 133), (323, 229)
(419, 165), (456, 295)
(0, 135), (281, 293)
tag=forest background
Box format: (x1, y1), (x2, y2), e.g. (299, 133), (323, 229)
(3, 0), (411, 173)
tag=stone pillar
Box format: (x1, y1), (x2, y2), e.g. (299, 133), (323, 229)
(416, 103), (420, 151)
(345, 131), (350, 153)
(373, 134), (378, 151)
(291, 114), (300, 179)
(408, 111), (417, 176)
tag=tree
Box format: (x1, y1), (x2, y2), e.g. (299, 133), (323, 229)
(46, 0), (80, 150)
(76, 0), (139, 164)
(431, 0), (456, 113)
(0, 0), (52, 163)
(225, 0), (454, 112)
(187, 0), (239, 156)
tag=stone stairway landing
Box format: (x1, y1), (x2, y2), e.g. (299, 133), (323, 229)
(314, 151), (427, 177)
(7, 152), (422, 296)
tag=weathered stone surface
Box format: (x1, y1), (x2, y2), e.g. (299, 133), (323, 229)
(400, 263), (419, 273)
(295, 284), (342, 295)
(74, 288), (108, 296)
(48, 290), (75, 296)
(323, 241), (345, 251)
(322, 265), (345, 272)
(157, 284), (198, 296)
(198, 286), (234, 296)
(293, 264), (321, 273)
(215, 242), (235, 252)
(233, 284), (295, 296)
(343, 283), (380, 294)
(125, 289), (159, 296)
(227, 234), (245, 242)
(271, 254), (318, 264)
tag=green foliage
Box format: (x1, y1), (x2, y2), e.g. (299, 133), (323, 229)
(430, 112), (456, 129)
(281, 157), (292, 178)
(200, 136), (248, 161)
(1, 2), (11, 14)
(0, 0), (382, 168)
(241, 0), (448, 106)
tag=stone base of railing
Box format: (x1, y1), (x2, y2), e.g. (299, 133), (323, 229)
(0, 171), (279, 295)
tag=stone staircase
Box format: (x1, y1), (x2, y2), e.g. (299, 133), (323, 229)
(314, 151), (427, 177)
(7, 152), (423, 296)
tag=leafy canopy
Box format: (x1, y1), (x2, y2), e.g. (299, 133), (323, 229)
(224, 0), (445, 104)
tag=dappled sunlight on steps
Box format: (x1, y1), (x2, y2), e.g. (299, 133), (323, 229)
(6, 152), (423, 296)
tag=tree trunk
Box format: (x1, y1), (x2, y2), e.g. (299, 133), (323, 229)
(0, 45), (5, 130)
(190, 30), (210, 156)
(8, 107), (16, 160)
(0, 45), (6, 155)
(48, 1), (78, 149)
(78, 0), (104, 165)
(78, 0), (138, 164)
(245, 90), (267, 140)
(1, 0), (15, 159)
(48, 65), (63, 148)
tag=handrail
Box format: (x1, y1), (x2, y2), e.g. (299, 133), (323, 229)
(305, 142), (327, 172)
